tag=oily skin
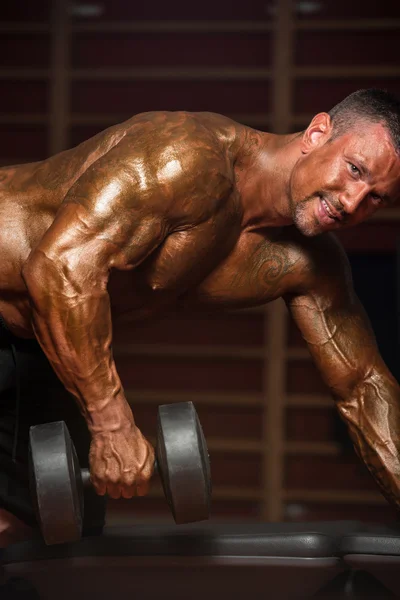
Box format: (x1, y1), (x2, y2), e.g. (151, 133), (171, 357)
(0, 110), (400, 541)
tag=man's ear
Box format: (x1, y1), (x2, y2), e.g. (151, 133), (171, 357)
(301, 113), (332, 154)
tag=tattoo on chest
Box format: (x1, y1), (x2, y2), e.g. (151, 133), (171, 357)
(232, 240), (297, 297)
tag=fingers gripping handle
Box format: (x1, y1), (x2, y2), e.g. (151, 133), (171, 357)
(81, 461), (159, 490)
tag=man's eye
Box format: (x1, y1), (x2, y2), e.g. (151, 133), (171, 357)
(370, 193), (382, 204)
(349, 163), (360, 175)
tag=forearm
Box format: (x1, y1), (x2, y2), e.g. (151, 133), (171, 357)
(23, 255), (133, 434)
(335, 364), (400, 511)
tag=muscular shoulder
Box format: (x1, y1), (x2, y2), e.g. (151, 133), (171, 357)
(122, 111), (238, 199)
(66, 111), (240, 231)
(282, 229), (353, 299)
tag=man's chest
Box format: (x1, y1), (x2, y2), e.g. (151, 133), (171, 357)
(109, 229), (303, 319)
(187, 228), (302, 309)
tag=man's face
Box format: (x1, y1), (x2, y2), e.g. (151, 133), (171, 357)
(289, 120), (400, 236)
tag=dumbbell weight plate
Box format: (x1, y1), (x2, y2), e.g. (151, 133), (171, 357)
(29, 421), (84, 545)
(156, 401), (211, 524)
(29, 401), (211, 545)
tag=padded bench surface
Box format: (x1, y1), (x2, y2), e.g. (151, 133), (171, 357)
(340, 524), (400, 598)
(0, 520), (363, 563)
(340, 523), (400, 556)
(0, 522), (358, 600)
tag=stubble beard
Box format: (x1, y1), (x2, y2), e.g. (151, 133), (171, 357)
(292, 194), (322, 237)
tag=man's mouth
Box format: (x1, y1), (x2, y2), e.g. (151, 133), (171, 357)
(320, 197), (343, 222)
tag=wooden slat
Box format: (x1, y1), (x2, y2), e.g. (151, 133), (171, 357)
(114, 343), (310, 360)
(125, 389), (264, 407)
(203, 438), (262, 453)
(0, 69), (49, 80)
(145, 484), (260, 500)
(262, 300), (287, 521)
(6, 18), (400, 35)
(272, 1), (293, 134)
(145, 486), (385, 503)
(14, 110), (397, 140)
(147, 435), (340, 456)
(0, 114), (48, 125)
(284, 489), (386, 505)
(69, 112), (272, 126)
(0, 23), (50, 33)
(114, 343), (264, 360)
(147, 436), (259, 453)
(210, 439), (340, 456)
(211, 486), (261, 500)
(291, 113), (313, 125)
(146, 485), (262, 501)
(286, 348), (311, 360)
(295, 19), (400, 31)
(285, 441), (341, 456)
(286, 394), (333, 407)
(259, 0), (294, 522)
(295, 66), (400, 78)
(49, 0), (70, 155)
(117, 304), (266, 321)
(73, 20), (274, 33)
(71, 67), (272, 81)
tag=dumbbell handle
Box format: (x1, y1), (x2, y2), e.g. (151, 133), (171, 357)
(81, 468), (91, 489)
(81, 462), (159, 490)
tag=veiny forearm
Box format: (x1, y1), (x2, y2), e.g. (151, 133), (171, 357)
(285, 236), (400, 511)
(335, 364), (400, 511)
(23, 254), (133, 434)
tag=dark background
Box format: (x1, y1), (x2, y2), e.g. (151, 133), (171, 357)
(1, 0), (400, 526)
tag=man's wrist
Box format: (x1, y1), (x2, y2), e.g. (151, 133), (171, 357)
(86, 394), (135, 434)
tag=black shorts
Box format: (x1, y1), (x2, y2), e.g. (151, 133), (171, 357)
(0, 315), (106, 535)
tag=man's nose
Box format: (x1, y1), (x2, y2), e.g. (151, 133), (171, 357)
(339, 184), (369, 215)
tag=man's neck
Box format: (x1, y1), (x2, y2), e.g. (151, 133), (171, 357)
(235, 128), (303, 230)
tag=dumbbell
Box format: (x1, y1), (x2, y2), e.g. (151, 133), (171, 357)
(29, 401), (211, 545)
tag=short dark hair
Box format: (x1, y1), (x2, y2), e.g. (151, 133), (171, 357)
(328, 88), (400, 153)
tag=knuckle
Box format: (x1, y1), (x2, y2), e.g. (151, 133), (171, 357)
(122, 473), (135, 487)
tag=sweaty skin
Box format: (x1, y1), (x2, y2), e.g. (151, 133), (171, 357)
(1, 110), (400, 520)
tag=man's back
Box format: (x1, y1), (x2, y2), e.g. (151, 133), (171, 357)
(0, 110), (249, 336)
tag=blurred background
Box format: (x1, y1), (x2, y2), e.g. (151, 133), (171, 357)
(1, 0), (400, 526)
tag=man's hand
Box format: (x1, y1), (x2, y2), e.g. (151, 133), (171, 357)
(89, 423), (155, 499)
